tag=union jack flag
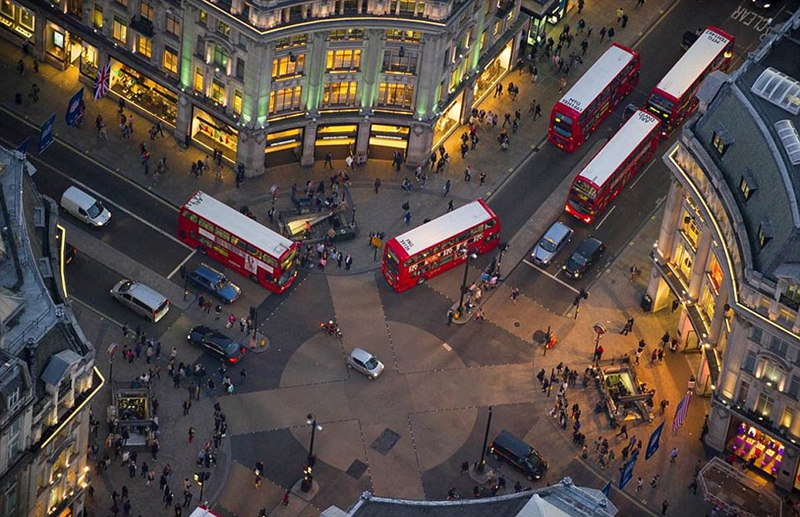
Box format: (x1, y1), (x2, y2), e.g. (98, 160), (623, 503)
(93, 61), (111, 100)
(672, 391), (691, 432)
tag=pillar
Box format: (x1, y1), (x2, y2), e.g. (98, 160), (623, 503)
(356, 118), (370, 158)
(300, 120), (318, 166)
(236, 127), (267, 177)
(406, 122), (434, 168)
(656, 179), (683, 263)
(688, 230), (712, 301)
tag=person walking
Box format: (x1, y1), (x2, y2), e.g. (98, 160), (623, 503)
(616, 424), (628, 439)
(533, 103), (542, 121)
(669, 447), (678, 463)
(374, 177), (381, 194)
(620, 317), (634, 335)
(616, 7), (624, 22)
(447, 199), (454, 212)
(636, 0), (645, 6)
(510, 287), (520, 304)
(636, 477), (643, 492)
(403, 212), (412, 226)
(599, 27), (607, 43)
(324, 152), (333, 169)
(188, 427), (195, 444)
(661, 500), (669, 515)
(621, 13), (629, 29)
(443, 179), (451, 197)
(607, 27), (616, 41)
(345, 254), (353, 271)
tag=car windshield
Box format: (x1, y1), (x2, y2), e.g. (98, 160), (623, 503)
(364, 357), (379, 369)
(215, 278), (228, 290)
(87, 202), (103, 218)
(571, 253), (588, 266)
(223, 340), (241, 356)
(538, 238), (557, 253)
(118, 280), (133, 292)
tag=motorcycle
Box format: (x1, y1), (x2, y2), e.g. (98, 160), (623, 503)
(320, 320), (343, 338)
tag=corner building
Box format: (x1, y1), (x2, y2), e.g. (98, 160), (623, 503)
(0, 0), (526, 174)
(645, 12), (800, 491)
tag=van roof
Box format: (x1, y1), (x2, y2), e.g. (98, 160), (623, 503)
(63, 186), (99, 208)
(114, 280), (168, 305)
(493, 429), (532, 455)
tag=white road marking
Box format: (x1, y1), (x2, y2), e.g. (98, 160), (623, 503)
(629, 159), (657, 190)
(442, 343), (452, 352)
(167, 250), (198, 280)
(594, 205), (616, 230)
(522, 259), (580, 293)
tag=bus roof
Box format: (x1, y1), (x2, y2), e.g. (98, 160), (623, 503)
(557, 44), (637, 115)
(390, 200), (495, 257)
(182, 191), (295, 258)
(654, 27), (731, 100)
(576, 110), (660, 189)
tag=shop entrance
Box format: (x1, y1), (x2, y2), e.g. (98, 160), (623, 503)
(265, 127), (303, 167)
(368, 124), (409, 160)
(725, 418), (784, 480)
(315, 124), (357, 161)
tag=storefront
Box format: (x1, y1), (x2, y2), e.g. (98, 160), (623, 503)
(521, 0), (568, 47)
(432, 92), (464, 151)
(192, 106), (239, 158)
(109, 60), (178, 126)
(726, 418), (784, 480)
(265, 127), (303, 166)
(314, 124), (358, 160)
(79, 43), (99, 78)
(0, 0), (34, 39)
(473, 41), (513, 102)
(368, 124), (409, 160)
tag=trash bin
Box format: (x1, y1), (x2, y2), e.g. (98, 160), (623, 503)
(641, 293), (653, 312)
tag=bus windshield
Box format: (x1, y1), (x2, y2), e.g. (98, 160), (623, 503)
(384, 249), (399, 276)
(648, 93), (674, 115)
(552, 112), (574, 137)
(573, 179), (597, 200)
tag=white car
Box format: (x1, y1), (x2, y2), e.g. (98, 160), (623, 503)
(347, 348), (384, 380)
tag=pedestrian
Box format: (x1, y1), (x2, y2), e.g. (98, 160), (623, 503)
(616, 424), (628, 439)
(636, 477), (643, 492)
(282, 490), (291, 506)
(460, 460), (470, 474)
(599, 27), (607, 43)
(374, 177), (381, 194)
(650, 474), (660, 488)
(636, 0), (645, 6)
(616, 7), (624, 22)
(669, 447), (678, 463)
(17, 59), (24, 75)
(479, 172), (487, 185)
(447, 199), (454, 212)
(345, 254), (353, 270)
(188, 427), (195, 444)
(621, 317), (634, 335)
(688, 478), (698, 494)
(661, 500), (669, 515)
(183, 399), (192, 415)
(510, 287), (520, 304)
(183, 489), (193, 507)
(324, 152), (333, 168)
(443, 179), (451, 197)
(533, 103), (542, 121)
(464, 165), (472, 182)
(621, 13), (629, 29)
(608, 27), (615, 41)
(403, 211), (412, 226)
(558, 75), (567, 93)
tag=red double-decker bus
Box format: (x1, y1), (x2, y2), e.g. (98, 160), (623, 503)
(382, 199), (501, 292)
(549, 44), (641, 153)
(647, 26), (734, 137)
(565, 110), (661, 224)
(178, 191), (299, 293)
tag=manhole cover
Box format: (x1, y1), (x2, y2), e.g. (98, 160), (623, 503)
(514, 321), (520, 327)
(346, 459), (368, 479)
(370, 428), (401, 455)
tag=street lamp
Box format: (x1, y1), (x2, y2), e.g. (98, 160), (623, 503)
(476, 406), (493, 472)
(457, 248), (479, 316)
(194, 471), (210, 502)
(300, 413), (322, 492)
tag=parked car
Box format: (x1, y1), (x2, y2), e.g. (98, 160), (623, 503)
(110, 279), (170, 322)
(489, 429), (548, 480)
(563, 237), (607, 279)
(347, 347), (384, 380)
(531, 221), (573, 267)
(187, 325), (246, 364)
(188, 263), (241, 303)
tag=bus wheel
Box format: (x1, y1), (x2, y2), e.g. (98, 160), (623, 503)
(417, 277), (426, 285)
(198, 245), (207, 254)
(249, 275), (259, 284)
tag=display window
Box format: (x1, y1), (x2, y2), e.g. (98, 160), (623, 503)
(109, 60), (178, 125)
(0, 0), (34, 38)
(192, 106), (238, 154)
(432, 92), (463, 151)
(725, 419), (784, 479)
(473, 41), (512, 101)
(315, 124), (357, 160)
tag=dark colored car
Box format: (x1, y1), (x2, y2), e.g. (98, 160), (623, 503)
(489, 430), (548, 480)
(187, 263), (241, 303)
(563, 236), (606, 279)
(187, 325), (246, 364)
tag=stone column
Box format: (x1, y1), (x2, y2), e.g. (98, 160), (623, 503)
(236, 126), (267, 177)
(301, 119), (318, 166)
(175, 91), (193, 147)
(656, 179), (683, 263)
(688, 229), (712, 301)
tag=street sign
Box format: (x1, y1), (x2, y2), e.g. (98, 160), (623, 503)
(618, 448), (639, 490)
(65, 88), (84, 127)
(593, 323), (607, 335)
(646, 421), (665, 461)
(37, 113), (56, 155)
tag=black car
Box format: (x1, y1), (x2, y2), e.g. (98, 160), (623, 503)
(489, 430), (548, 480)
(563, 237), (606, 279)
(187, 325), (246, 364)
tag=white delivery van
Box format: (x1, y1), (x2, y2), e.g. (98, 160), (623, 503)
(60, 186), (111, 227)
(110, 279), (170, 322)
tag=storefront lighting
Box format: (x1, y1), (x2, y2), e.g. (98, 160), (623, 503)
(84, 466), (90, 473)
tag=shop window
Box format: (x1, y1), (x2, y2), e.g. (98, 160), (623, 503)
(236, 58), (245, 80)
(212, 45), (228, 69)
(382, 49), (417, 74)
(788, 375), (800, 399)
(163, 47), (178, 74)
(269, 86), (302, 114)
(166, 13), (180, 36)
(1, 0), (14, 18)
(233, 90), (242, 115)
(92, 5), (102, 28)
(377, 83), (414, 108)
(210, 79), (225, 104)
(493, 20), (502, 37)
(700, 284), (715, 323)
(739, 168), (758, 202)
(113, 17), (128, 44)
(323, 81), (357, 106)
(194, 68), (204, 94)
(216, 20), (230, 37)
(736, 380), (749, 405)
(326, 49), (361, 71)
(139, 1), (153, 21)
(711, 125), (733, 157)
(755, 392), (774, 418)
(272, 55), (304, 79)
(743, 351), (756, 374)
(330, 29), (364, 41)
(758, 218), (774, 249)
(136, 35), (152, 58)
(19, 6), (32, 30)
(680, 211), (700, 249)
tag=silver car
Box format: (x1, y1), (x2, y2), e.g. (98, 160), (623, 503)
(347, 348), (384, 380)
(531, 221), (574, 267)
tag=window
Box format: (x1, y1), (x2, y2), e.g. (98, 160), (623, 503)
(681, 211), (700, 248)
(763, 362), (782, 384)
(781, 405), (794, 429)
(323, 81), (357, 106)
(139, 1), (153, 21)
(272, 55), (304, 78)
(199, 10), (207, 26)
(769, 336), (788, 358)
(750, 327), (763, 345)
(782, 284), (800, 311)
(236, 58), (245, 80)
(137, 35), (152, 58)
(163, 47), (178, 73)
(743, 350), (757, 373)
(275, 34), (307, 49)
(377, 83), (414, 108)
(212, 45), (228, 69)
(3, 483), (17, 517)
(233, 90), (242, 115)
(194, 68), (204, 93)
(385, 29), (421, 42)
(216, 20), (230, 37)
(6, 419), (20, 459)
(711, 125), (733, 156)
(755, 392), (774, 418)
(739, 169), (758, 201)
(736, 380), (749, 405)
(326, 49), (361, 71)
(166, 13), (180, 37)
(382, 50), (418, 73)
(116, 0), (128, 7)
(93, 5), (103, 29)
(6, 388), (19, 410)
(269, 86), (302, 114)
(330, 29), (364, 41)
(210, 79), (225, 104)
(789, 375), (800, 399)
(112, 17), (128, 44)
(707, 253), (723, 291)
(758, 218), (774, 248)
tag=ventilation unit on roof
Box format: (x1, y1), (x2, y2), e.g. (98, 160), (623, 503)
(751, 68), (800, 116)
(774, 120), (800, 166)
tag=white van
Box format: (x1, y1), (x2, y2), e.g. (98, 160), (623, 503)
(110, 279), (170, 322)
(60, 186), (111, 227)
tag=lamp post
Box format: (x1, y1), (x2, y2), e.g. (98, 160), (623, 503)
(457, 248), (478, 316)
(107, 343), (119, 386)
(476, 406), (493, 472)
(300, 413), (322, 492)
(194, 471), (210, 502)
(592, 323), (607, 366)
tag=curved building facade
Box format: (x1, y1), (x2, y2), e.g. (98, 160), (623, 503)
(1, 0), (526, 175)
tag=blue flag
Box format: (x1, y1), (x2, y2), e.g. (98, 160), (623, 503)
(38, 113), (56, 155)
(16, 137), (29, 154)
(618, 449), (639, 490)
(66, 88), (84, 127)
(646, 421), (665, 460)
(602, 480), (612, 497)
